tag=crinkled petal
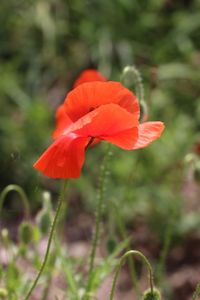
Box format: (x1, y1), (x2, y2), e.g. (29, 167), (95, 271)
(63, 81), (139, 122)
(101, 127), (138, 149)
(71, 103), (139, 138)
(132, 122), (165, 149)
(73, 69), (106, 88)
(33, 133), (89, 178)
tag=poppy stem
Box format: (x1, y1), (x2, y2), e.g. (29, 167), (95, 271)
(113, 203), (140, 296)
(84, 145), (112, 299)
(24, 180), (68, 300)
(0, 184), (30, 220)
(109, 250), (154, 300)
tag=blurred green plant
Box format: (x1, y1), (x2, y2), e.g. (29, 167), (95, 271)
(1, 1), (200, 299)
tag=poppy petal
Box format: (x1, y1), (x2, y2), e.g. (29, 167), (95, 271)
(53, 114), (73, 139)
(73, 69), (106, 88)
(34, 133), (89, 178)
(63, 81), (139, 122)
(132, 122), (165, 149)
(72, 103), (139, 138)
(101, 127), (138, 149)
(56, 104), (67, 120)
(53, 104), (73, 139)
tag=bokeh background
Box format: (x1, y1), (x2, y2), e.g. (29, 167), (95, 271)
(0, 1), (200, 299)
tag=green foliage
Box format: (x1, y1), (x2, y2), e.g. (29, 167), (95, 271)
(1, 0), (200, 299)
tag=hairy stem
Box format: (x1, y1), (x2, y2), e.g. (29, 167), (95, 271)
(0, 184), (30, 219)
(109, 250), (154, 300)
(84, 146), (112, 298)
(114, 206), (140, 297)
(24, 180), (68, 300)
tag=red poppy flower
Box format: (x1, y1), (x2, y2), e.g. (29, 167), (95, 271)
(73, 69), (106, 88)
(34, 81), (164, 179)
(54, 69), (107, 136)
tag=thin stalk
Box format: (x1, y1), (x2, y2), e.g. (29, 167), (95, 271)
(109, 250), (154, 300)
(84, 146), (112, 298)
(156, 218), (173, 283)
(114, 205), (140, 297)
(0, 184), (30, 219)
(41, 274), (52, 300)
(24, 180), (68, 300)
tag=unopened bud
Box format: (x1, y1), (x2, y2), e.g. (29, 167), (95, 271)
(142, 288), (161, 300)
(36, 210), (52, 235)
(42, 191), (52, 208)
(18, 222), (34, 245)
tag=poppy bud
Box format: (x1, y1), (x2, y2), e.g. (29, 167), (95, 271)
(0, 288), (8, 298)
(142, 288), (161, 300)
(194, 161), (200, 183)
(37, 210), (52, 235)
(18, 221), (34, 245)
(36, 191), (53, 235)
(42, 191), (52, 210)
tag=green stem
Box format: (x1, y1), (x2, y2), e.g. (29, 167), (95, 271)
(156, 213), (174, 283)
(24, 180), (68, 300)
(109, 250), (154, 300)
(114, 205), (140, 297)
(84, 146), (112, 298)
(0, 184), (30, 219)
(41, 274), (52, 300)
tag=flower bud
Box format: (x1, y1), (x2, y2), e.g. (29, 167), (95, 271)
(142, 288), (161, 300)
(18, 222), (34, 245)
(37, 210), (52, 235)
(36, 191), (53, 235)
(0, 288), (8, 298)
(42, 191), (52, 210)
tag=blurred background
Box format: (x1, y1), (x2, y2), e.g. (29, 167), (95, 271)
(0, 0), (200, 299)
